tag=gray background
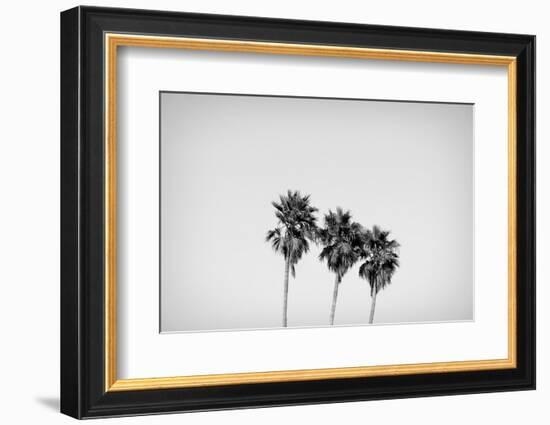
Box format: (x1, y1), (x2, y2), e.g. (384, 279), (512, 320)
(160, 92), (473, 332)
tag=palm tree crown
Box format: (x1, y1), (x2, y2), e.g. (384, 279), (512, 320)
(318, 208), (363, 281)
(359, 225), (400, 296)
(266, 190), (318, 276)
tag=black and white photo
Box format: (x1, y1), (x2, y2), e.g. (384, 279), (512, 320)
(160, 92), (474, 333)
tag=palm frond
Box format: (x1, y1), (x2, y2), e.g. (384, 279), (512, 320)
(265, 190), (319, 276)
(317, 208), (363, 280)
(357, 225), (400, 294)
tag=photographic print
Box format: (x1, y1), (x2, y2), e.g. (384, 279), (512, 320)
(160, 92), (474, 333)
(61, 9), (535, 417)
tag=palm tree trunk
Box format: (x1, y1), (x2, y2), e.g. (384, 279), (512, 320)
(282, 255), (290, 327)
(369, 290), (378, 324)
(329, 275), (340, 326)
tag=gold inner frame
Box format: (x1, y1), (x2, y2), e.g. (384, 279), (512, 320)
(104, 33), (517, 392)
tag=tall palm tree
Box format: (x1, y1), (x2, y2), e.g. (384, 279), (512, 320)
(318, 208), (363, 325)
(358, 226), (400, 324)
(266, 190), (318, 327)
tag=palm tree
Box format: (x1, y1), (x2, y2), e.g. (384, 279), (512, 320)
(358, 226), (400, 324)
(266, 190), (318, 327)
(318, 208), (363, 325)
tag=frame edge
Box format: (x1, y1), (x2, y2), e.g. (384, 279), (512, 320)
(60, 6), (83, 420)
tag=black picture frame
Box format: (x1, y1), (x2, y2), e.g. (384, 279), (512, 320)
(61, 5), (535, 419)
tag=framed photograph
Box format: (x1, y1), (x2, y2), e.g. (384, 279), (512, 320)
(60, 6), (535, 419)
